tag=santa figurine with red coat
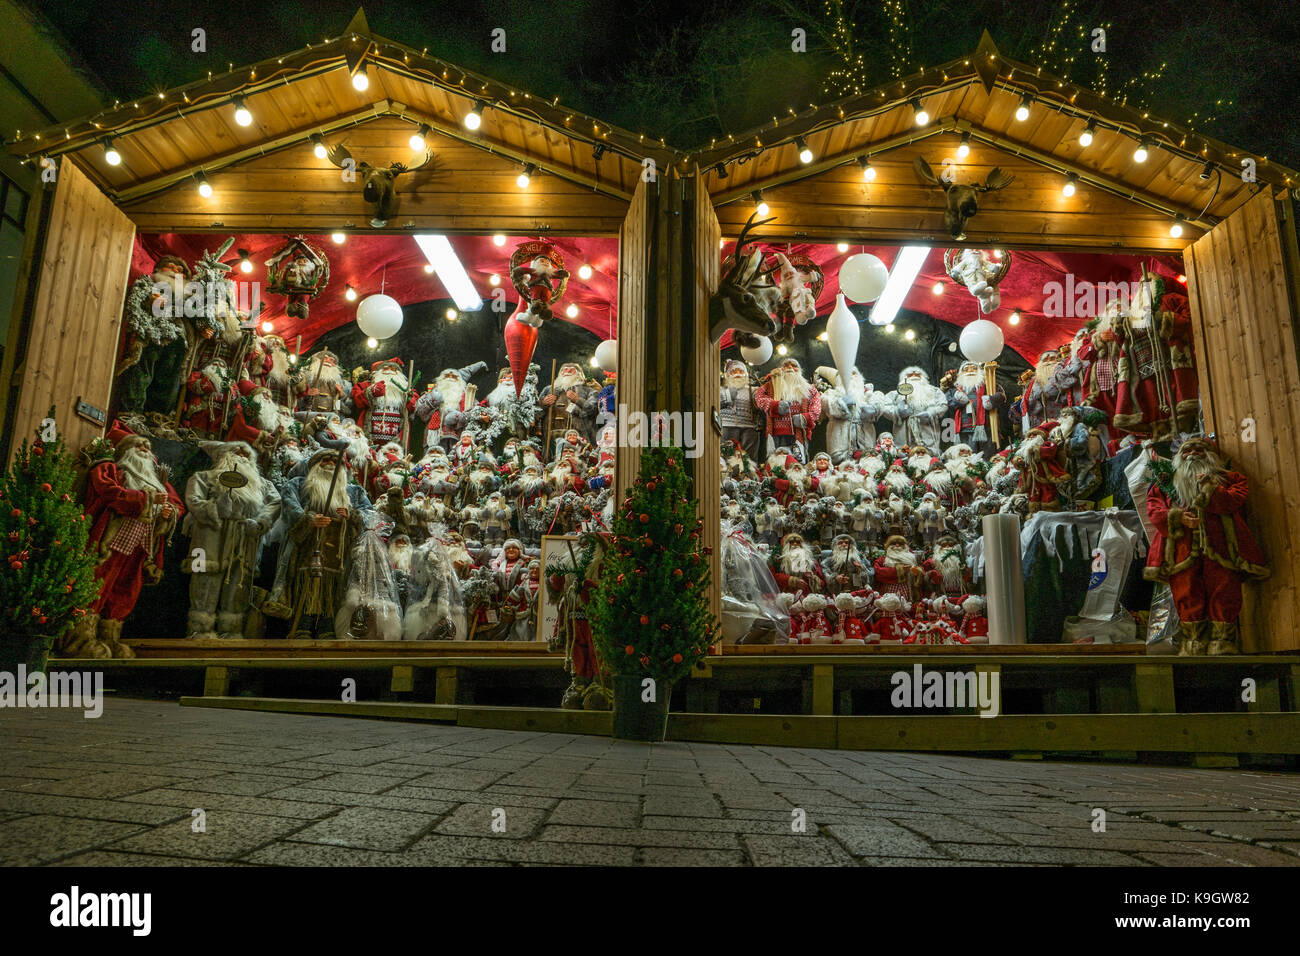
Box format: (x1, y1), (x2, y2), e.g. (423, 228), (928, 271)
(874, 534), (926, 603)
(1014, 420), (1070, 512)
(353, 358), (416, 448)
(182, 356), (234, 438)
(959, 595), (989, 644)
(752, 358), (822, 462)
(872, 592), (912, 643)
(771, 531), (825, 593)
(1114, 272), (1199, 439)
(1143, 437), (1268, 655)
(75, 434), (184, 659)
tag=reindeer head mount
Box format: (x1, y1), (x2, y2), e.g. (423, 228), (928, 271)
(326, 144), (434, 227)
(709, 211), (781, 346)
(914, 157), (1015, 241)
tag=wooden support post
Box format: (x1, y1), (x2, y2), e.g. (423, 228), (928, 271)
(811, 664), (835, 716)
(1133, 662), (1176, 713)
(203, 666), (229, 697)
(1097, 673), (1134, 714)
(837, 690), (854, 716)
(391, 665), (415, 695)
(435, 666), (459, 706)
(1286, 665), (1300, 712)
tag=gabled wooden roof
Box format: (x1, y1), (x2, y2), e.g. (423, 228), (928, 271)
(690, 32), (1298, 238)
(5, 9), (671, 207)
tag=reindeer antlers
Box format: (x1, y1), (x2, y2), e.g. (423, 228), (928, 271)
(978, 168), (1015, 192)
(324, 143), (353, 169)
(723, 211), (777, 283)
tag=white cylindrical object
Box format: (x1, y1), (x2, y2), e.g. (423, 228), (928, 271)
(826, 293), (859, 390)
(982, 513), (1026, 645)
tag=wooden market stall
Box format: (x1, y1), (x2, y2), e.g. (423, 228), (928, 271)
(677, 32), (1300, 653)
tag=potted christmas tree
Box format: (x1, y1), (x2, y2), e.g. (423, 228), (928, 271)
(588, 446), (717, 741)
(0, 412), (101, 673)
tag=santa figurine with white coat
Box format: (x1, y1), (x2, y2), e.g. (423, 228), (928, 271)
(884, 366), (949, 451)
(415, 363), (488, 451)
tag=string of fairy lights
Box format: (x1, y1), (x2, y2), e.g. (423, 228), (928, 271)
(9, 17), (1282, 209)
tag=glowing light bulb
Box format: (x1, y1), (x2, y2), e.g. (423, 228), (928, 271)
(1063, 174), (1078, 197)
(756, 201), (769, 217)
(260, 320), (273, 333)
(589, 356), (598, 367)
(1009, 310), (1021, 325)
(956, 132), (970, 159)
(578, 264), (593, 280)
(565, 304), (579, 318)
(1134, 139), (1149, 163)
(103, 140), (121, 165)
(446, 308), (458, 320)
(885, 323), (895, 333)
(345, 285), (357, 301)
(352, 68), (369, 91)
(409, 124), (429, 151)
(233, 97), (252, 126)
(931, 282), (944, 295)
(288, 353), (298, 365)
(904, 329), (916, 341)
(1078, 122), (1095, 148)
(464, 103), (483, 130)
(489, 273), (501, 286)
(197, 176), (212, 198)
(240, 258), (252, 274)
(777, 344), (788, 356)
(492, 234), (506, 246)
(1169, 219), (1183, 238)
(516, 169), (531, 188)
(366, 337), (378, 349)
(423, 263), (435, 274)
(332, 232), (346, 244)
(837, 242), (849, 253)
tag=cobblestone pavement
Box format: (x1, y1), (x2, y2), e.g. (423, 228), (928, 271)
(1, 698), (1298, 866)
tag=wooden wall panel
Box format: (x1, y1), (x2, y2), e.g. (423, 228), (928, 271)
(8, 162), (135, 460)
(691, 175), (723, 629)
(1184, 190), (1300, 652)
(616, 177), (649, 499)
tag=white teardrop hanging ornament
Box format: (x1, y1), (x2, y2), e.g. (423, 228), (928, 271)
(826, 293), (859, 390)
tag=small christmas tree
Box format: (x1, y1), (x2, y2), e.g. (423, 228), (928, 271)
(0, 410), (101, 671)
(589, 446), (717, 686)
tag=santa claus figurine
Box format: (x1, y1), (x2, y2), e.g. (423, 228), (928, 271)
(874, 534), (926, 603)
(752, 358), (822, 462)
(821, 533), (873, 593)
(878, 458), (916, 500)
(771, 531), (825, 593)
(182, 356), (234, 438)
(181, 440), (282, 640)
(294, 350), (349, 416)
(68, 434), (184, 659)
(944, 361), (1006, 455)
(872, 592), (912, 643)
(791, 593), (831, 644)
(511, 245), (570, 327)
(414, 363), (488, 452)
(832, 592), (873, 644)
(915, 493), (948, 547)
(959, 595), (989, 644)
(352, 358), (416, 448)
(1018, 350), (1077, 435)
(1114, 273), (1199, 439)
(115, 254), (193, 415)
(924, 532), (970, 600)
(540, 363), (599, 454)
(719, 359), (766, 462)
(884, 367), (948, 451)
(1143, 437), (1268, 655)
(1014, 420), (1070, 513)
(226, 383), (286, 458)
(819, 365), (880, 464)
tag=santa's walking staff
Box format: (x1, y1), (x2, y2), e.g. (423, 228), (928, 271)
(289, 447), (347, 638)
(983, 360), (1000, 447)
(542, 359), (558, 459)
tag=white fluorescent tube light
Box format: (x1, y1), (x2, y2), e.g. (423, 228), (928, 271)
(414, 234), (483, 312)
(868, 246), (930, 326)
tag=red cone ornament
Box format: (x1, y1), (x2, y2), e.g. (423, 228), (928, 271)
(503, 305), (539, 397)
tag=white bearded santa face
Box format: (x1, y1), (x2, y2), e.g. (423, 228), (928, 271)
(924, 467), (952, 497)
(839, 368), (868, 404)
(304, 354), (345, 394)
(388, 535), (413, 573)
(199, 359), (228, 394)
(152, 260), (187, 302)
(883, 537), (917, 567)
(932, 539), (966, 593)
(342, 424), (369, 463)
(372, 363), (409, 395)
(882, 461), (913, 495)
(116, 441), (167, 494)
(955, 362), (983, 391)
(248, 391), (279, 431)
(487, 368), (517, 407)
(768, 361), (811, 403)
(779, 534), (817, 575)
(724, 361), (749, 388)
(1172, 441), (1225, 507)
(827, 536), (861, 569)
(303, 456), (350, 514)
(785, 461), (808, 490)
(899, 367), (943, 407)
(435, 370), (467, 410)
(553, 363), (585, 393)
(212, 444), (262, 503)
(1034, 352), (1062, 389)
(907, 447), (934, 478)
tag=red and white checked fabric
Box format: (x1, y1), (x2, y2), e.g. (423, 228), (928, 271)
(109, 517), (149, 555)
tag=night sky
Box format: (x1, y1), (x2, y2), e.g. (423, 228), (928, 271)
(28, 0), (1300, 171)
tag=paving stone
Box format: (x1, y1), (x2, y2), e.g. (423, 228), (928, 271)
(434, 803), (549, 838)
(640, 847), (749, 866)
(244, 842), (512, 866)
(936, 843), (1141, 865)
(887, 814), (1007, 845)
(826, 823), (948, 859)
(547, 799), (641, 828)
(409, 834), (635, 866)
(741, 835), (857, 866)
(0, 790), (194, 825)
(0, 815), (148, 865)
(643, 793), (723, 818)
(289, 806), (440, 851)
(1194, 843), (1300, 866)
(49, 851), (248, 867)
(405, 768), (509, 791)
(381, 785), (558, 810)
(258, 785), (457, 815)
(642, 814), (794, 835)
(106, 810), (313, 861)
(1135, 851), (1232, 867)
(287, 772), (405, 795)
(538, 824), (739, 849)
(4, 771), (185, 799)
(119, 788), (342, 819)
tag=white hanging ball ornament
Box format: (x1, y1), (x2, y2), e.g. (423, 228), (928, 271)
(595, 338), (618, 372)
(959, 318), (1004, 364)
(356, 293), (404, 339)
(740, 335), (773, 366)
(837, 253), (890, 303)
(825, 293), (859, 392)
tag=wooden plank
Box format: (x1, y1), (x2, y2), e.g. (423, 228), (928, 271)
(616, 177), (649, 499)
(9, 162), (135, 458)
(691, 174), (723, 632)
(1184, 190), (1300, 651)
